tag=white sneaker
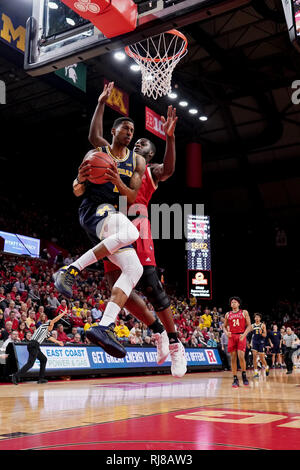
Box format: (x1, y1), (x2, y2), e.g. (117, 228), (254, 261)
(153, 330), (170, 365)
(169, 341), (187, 378)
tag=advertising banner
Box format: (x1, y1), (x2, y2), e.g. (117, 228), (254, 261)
(14, 344), (222, 375)
(0, 230), (40, 258)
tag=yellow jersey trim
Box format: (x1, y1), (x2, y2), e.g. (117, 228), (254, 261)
(105, 145), (130, 163)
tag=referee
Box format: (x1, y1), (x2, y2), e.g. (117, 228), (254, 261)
(11, 310), (66, 385)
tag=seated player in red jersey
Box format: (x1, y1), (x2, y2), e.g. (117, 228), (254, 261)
(224, 296), (252, 388)
(87, 82), (187, 378)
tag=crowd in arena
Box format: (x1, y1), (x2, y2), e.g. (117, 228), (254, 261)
(1, 252), (300, 374)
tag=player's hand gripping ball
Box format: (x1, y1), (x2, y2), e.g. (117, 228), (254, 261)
(86, 151), (115, 184)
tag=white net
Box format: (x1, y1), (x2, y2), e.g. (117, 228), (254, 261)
(125, 30), (188, 100)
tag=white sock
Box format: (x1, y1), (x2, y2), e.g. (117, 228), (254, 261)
(100, 301), (120, 327)
(71, 249), (98, 271)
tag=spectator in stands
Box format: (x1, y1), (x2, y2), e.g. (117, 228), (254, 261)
(46, 292), (60, 317)
(51, 330), (58, 341)
(69, 333), (83, 344)
(25, 310), (36, 330)
(14, 276), (26, 295)
(69, 307), (85, 333)
(10, 286), (18, 300)
(23, 331), (32, 342)
(0, 287), (5, 301)
(0, 293), (12, 312)
(6, 311), (19, 331)
(201, 308), (212, 328)
(54, 251), (64, 266)
(36, 306), (46, 322)
(0, 311), (5, 330)
(14, 294), (22, 310)
(56, 324), (70, 344)
(1, 321), (13, 341)
(18, 321), (27, 341)
(114, 320), (130, 343)
(201, 327), (210, 342)
(36, 313), (48, 327)
(28, 285), (41, 304)
(207, 332), (218, 348)
(191, 336), (199, 348)
(91, 301), (103, 323)
(56, 299), (69, 316)
(83, 315), (97, 333)
(1, 330), (21, 353)
(130, 329), (143, 346)
(4, 301), (19, 320)
(143, 335), (154, 346)
(67, 326), (79, 340)
(41, 248), (51, 261)
(211, 313), (220, 331)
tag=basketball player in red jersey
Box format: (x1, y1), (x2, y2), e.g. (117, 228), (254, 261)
(224, 296), (252, 387)
(88, 82), (187, 378)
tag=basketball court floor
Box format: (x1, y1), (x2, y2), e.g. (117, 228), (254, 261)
(0, 369), (299, 450)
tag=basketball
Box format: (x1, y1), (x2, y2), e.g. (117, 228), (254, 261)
(85, 151), (115, 184)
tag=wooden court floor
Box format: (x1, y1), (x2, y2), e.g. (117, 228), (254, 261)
(0, 368), (300, 450)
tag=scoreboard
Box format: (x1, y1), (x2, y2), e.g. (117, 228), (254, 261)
(186, 215), (212, 299)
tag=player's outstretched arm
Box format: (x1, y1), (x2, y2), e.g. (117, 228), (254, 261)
(88, 82), (114, 148)
(105, 154), (146, 205)
(151, 105), (178, 183)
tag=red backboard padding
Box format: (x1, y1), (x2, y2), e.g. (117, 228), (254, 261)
(60, 0), (137, 38)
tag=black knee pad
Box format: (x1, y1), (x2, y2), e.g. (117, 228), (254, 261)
(138, 266), (170, 312)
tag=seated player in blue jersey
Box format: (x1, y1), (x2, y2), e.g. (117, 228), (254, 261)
(53, 115), (146, 359)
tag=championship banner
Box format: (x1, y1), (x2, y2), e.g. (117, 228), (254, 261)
(145, 106), (166, 141)
(55, 63), (87, 92)
(0, 0), (32, 53)
(103, 79), (129, 116)
(13, 344), (222, 376)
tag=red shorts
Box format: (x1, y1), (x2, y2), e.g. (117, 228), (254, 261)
(103, 218), (156, 274)
(227, 333), (247, 353)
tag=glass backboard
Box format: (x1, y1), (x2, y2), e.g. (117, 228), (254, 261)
(24, 0), (250, 76)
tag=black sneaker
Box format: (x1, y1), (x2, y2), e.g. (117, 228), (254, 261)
(242, 372), (249, 386)
(232, 377), (239, 388)
(53, 265), (79, 298)
(37, 378), (48, 384)
(86, 324), (127, 358)
(286, 370), (293, 375)
(10, 374), (19, 385)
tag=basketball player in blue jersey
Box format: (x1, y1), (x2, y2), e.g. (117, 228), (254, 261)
(249, 313), (269, 378)
(53, 116), (146, 359)
(87, 82), (187, 377)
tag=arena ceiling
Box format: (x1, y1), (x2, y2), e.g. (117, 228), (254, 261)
(1, 0), (300, 222)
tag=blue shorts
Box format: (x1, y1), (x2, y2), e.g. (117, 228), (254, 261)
(252, 341), (265, 353)
(79, 203), (133, 251)
(271, 345), (281, 354)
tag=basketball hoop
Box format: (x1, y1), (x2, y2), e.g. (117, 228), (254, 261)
(125, 29), (188, 100)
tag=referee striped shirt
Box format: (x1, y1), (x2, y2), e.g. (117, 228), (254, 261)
(30, 321), (51, 344)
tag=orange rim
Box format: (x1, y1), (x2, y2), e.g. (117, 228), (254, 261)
(125, 29), (188, 63)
